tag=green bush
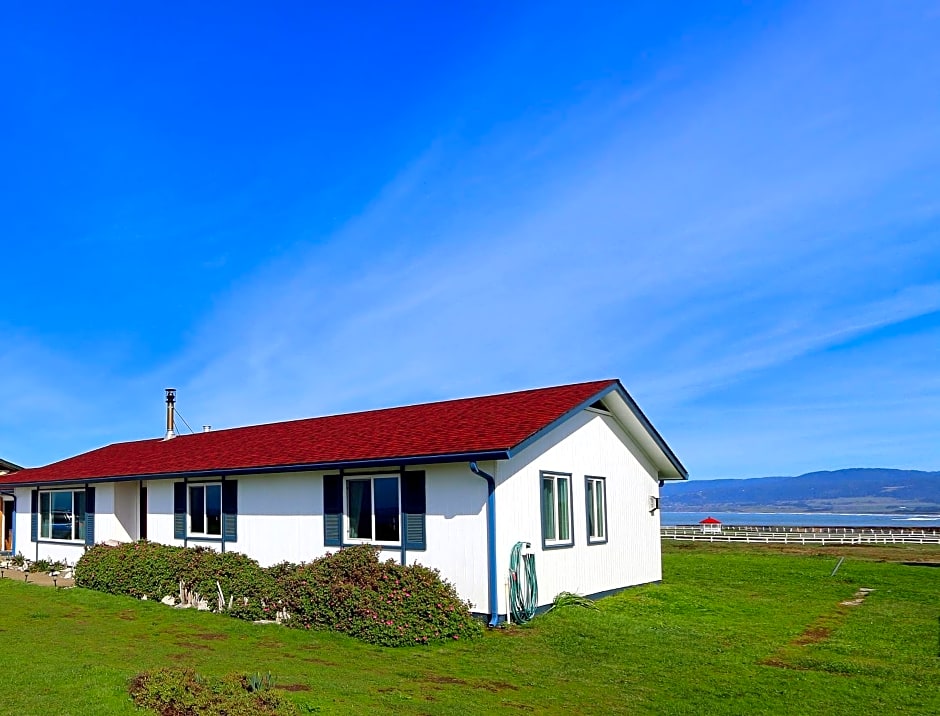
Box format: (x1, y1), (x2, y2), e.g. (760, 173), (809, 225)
(279, 545), (483, 646)
(129, 668), (296, 715)
(77, 542), (483, 647)
(75, 542), (276, 617)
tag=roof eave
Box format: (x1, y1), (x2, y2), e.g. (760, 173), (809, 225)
(0, 449), (512, 488)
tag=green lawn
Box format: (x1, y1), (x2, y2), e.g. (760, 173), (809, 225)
(1, 542), (938, 715)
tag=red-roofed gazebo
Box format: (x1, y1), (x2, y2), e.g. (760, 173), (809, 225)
(699, 516), (722, 534)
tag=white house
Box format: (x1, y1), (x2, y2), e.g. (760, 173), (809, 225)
(0, 379), (687, 622)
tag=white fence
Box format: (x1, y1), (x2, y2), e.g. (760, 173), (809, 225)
(661, 525), (940, 545)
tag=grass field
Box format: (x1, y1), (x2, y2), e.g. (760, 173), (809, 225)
(1, 542), (938, 715)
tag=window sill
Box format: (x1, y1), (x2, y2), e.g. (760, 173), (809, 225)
(587, 537), (609, 546)
(37, 539), (85, 546)
(344, 539), (402, 548)
(542, 540), (574, 550)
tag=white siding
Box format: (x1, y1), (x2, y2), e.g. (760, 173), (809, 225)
(112, 481), (138, 541)
(146, 469), (489, 610)
(419, 463), (489, 613)
(146, 479), (178, 547)
(231, 472), (321, 564)
(495, 409), (662, 612)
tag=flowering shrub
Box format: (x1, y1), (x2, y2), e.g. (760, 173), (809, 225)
(278, 545), (483, 647)
(75, 542), (276, 618)
(76, 542), (482, 647)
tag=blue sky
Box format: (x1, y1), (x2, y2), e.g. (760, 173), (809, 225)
(2, 1), (938, 478)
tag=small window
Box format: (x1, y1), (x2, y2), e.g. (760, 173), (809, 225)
(39, 489), (86, 542)
(345, 475), (400, 544)
(586, 476), (607, 543)
(189, 483), (222, 537)
(540, 471), (573, 548)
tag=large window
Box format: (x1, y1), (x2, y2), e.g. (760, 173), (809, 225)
(189, 483), (222, 537)
(39, 489), (86, 542)
(345, 475), (400, 543)
(586, 476), (607, 543)
(173, 480), (237, 542)
(540, 471), (573, 547)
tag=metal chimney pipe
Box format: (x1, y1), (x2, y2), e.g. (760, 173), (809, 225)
(202, 425), (211, 433)
(164, 388), (177, 440)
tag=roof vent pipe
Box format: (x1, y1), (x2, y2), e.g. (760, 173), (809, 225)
(164, 388), (177, 440)
(202, 425), (211, 433)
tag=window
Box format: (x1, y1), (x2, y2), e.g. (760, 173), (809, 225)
(540, 471), (573, 547)
(345, 475), (400, 543)
(174, 480), (237, 541)
(39, 489), (86, 541)
(323, 471), (425, 550)
(586, 476), (607, 543)
(189, 483), (222, 536)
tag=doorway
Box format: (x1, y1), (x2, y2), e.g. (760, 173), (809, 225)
(2, 499), (13, 552)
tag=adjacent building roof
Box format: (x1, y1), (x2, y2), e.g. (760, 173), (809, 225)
(0, 379), (687, 486)
(0, 458), (22, 474)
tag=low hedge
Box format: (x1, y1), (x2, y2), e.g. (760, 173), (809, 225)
(75, 542), (276, 618)
(75, 543), (482, 646)
(277, 546), (483, 646)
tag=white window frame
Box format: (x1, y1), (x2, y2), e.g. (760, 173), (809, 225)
(39, 489), (86, 543)
(586, 476), (608, 544)
(188, 482), (223, 538)
(343, 474), (401, 546)
(540, 471), (574, 548)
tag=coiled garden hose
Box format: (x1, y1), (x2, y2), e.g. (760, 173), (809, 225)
(509, 541), (538, 623)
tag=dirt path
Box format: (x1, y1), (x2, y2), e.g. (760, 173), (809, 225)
(0, 569), (75, 588)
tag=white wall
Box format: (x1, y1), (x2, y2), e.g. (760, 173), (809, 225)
(231, 472), (321, 564)
(495, 408), (663, 612)
(147, 469), (490, 610)
(112, 481), (138, 541)
(419, 462), (489, 613)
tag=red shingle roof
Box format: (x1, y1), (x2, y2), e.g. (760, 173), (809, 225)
(0, 380), (618, 486)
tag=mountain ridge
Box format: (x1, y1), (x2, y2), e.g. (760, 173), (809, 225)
(661, 468), (940, 513)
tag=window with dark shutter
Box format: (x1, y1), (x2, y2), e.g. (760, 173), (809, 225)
(401, 471), (426, 551)
(30, 489), (38, 543)
(222, 480), (237, 541)
(173, 482), (187, 540)
(85, 486), (96, 546)
(323, 474), (342, 546)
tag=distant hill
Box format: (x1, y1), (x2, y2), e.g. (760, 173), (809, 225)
(662, 468), (940, 514)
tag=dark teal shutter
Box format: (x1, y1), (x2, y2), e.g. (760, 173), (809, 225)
(323, 474), (342, 547)
(401, 471), (426, 551)
(222, 480), (237, 541)
(30, 490), (38, 542)
(84, 487), (95, 546)
(173, 482), (187, 540)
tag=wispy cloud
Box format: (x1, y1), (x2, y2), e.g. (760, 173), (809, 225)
(3, 3), (939, 478)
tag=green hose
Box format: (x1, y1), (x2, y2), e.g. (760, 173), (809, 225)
(509, 541), (538, 623)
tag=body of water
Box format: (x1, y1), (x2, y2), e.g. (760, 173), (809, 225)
(661, 511), (940, 528)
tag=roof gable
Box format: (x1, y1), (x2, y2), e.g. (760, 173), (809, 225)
(1, 379), (689, 485)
